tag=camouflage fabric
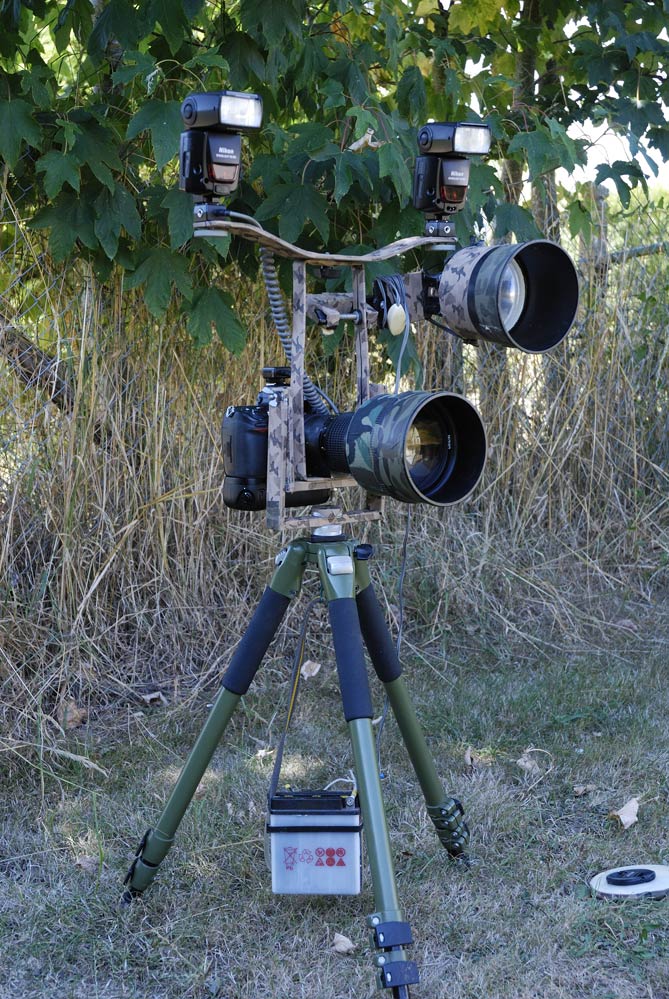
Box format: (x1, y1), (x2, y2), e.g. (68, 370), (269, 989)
(292, 261), (307, 479)
(266, 390), (289, 530)
(344, 391), (486, 506)
(437, 244), (488, 338)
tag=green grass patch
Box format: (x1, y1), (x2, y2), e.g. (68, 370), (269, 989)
(0, 608), (668, 999)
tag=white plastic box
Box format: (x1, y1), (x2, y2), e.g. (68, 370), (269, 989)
(265, 790), (362, 895)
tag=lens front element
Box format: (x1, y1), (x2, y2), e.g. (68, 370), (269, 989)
(498, 259), (526, 331)
(404, 416), (456, 497)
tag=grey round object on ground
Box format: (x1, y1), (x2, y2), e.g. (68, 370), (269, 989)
(590, 864), (669, 899)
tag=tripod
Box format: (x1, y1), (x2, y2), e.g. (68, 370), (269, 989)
(123, 518), (469, 997)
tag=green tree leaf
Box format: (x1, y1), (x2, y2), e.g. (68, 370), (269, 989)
(184, 49), (230, 72)
(449, 0), (506, 34)
(94, 183), (142, 258)
(0, 98), (42, 168)
(35, 150), (81, 199)
(493, 202), (542, 241)
(54, 0), (94, 54)
(255, 183), (330, 244)
(594, 161), (647, 208)
(507, 127), (560, 179)
(30, 190), (98, 261)
(162, 189), (194, 248)
(88, 0), (143, 60)
(567, 199), (592, 242)
(378, 143), (412, 205)
(186, 287), (246, 351)
(126, 100), (183, 169)
(111, 50), (158, 86)
(71, 121), (123, 191)
(647, 127), (669, 162)
(148, 0), (190, 55)
(240, 0), (304, 45)
(396, 66), (427, 123)
(21, 60), (55, 110)
(124, 248), (193, 316)
(333, 153), (354, 204)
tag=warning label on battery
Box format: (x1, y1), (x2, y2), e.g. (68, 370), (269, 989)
(283, 845), (346, 871)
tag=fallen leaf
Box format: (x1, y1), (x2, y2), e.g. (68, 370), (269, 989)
(75, 855), (103, 875)
(464, 746), (492, 768)
(332, 932), (356, 955)
(609, 796), (640, 829)
(140, 690), (168, 707)
(573, 784), (597, 797)
(347, 128), (383, 152)
(57, 699), (87, 729)
(301, 659), (321, 679)
(516, 749), (541, 776)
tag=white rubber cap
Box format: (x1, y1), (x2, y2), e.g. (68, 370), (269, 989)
(387, 303), (407, 336)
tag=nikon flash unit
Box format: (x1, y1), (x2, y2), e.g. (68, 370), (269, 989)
(413, 120), (492, 222)
(179, 90), (263, 200)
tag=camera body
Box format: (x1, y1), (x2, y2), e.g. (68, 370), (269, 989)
(221, 370), (331, 511)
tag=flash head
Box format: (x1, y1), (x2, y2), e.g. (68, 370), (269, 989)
(180, 90), (263, 132)
(417, 122), (492, 156)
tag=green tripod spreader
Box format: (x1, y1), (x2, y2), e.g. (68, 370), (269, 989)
(123, 513), (468, 998)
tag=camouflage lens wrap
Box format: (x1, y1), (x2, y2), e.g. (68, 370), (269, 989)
(438, 240), (579, 353)
(437, 243), (484, 338)
(344, 391), (486, 506)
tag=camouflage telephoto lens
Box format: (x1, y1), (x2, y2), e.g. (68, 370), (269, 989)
(310, 391), (486, 506)
(438, 239), (579, 353)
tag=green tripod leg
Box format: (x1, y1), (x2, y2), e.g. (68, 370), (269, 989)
(354, 551), (469, 857)
(320, 541), (419, 997)
(123, 541), (308, 900)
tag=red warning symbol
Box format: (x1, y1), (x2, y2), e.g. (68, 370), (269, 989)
(307, 845), (347, 868)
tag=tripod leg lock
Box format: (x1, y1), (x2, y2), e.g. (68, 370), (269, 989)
(122, 826), (174, 900)
(368, 913), (420, 991)
(427, 798), (470, 856)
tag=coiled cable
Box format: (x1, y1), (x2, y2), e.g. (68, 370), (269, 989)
(259, 247), (328, 415)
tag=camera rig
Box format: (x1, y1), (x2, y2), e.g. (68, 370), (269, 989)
(194, 207), (477, 530)
(122, 91), (581, 999)
(177, 91), (578, 533)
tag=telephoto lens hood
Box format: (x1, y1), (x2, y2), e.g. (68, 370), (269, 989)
(438, 240), (579, 352)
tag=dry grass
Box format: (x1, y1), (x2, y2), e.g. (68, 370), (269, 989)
(0, 196), (667, 997)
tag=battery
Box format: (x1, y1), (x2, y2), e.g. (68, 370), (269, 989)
(265, 790), (362, 895)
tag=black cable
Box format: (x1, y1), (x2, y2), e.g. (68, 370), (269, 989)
(427, 315), (459, 337)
